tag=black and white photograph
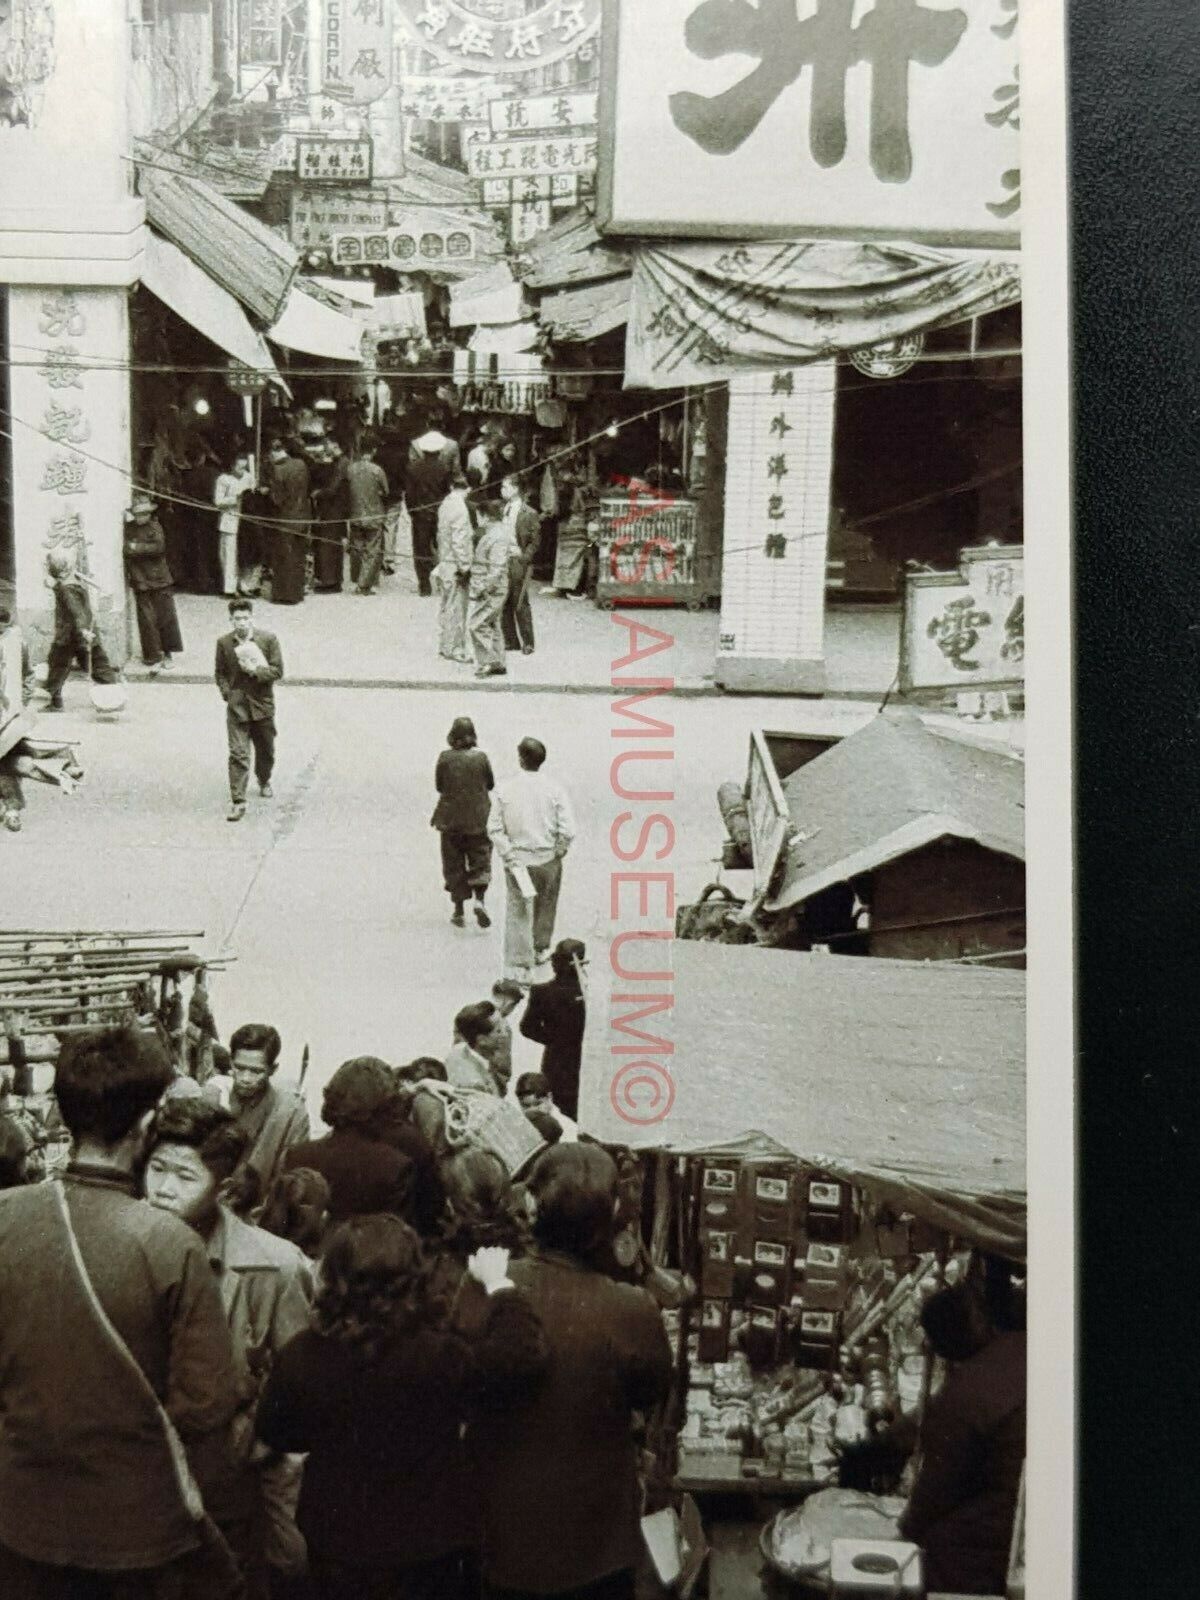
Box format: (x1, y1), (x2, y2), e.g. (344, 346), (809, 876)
(0, 2), (1073, 1598)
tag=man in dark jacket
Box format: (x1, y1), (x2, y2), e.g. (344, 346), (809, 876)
(0, 1025), (242, 1598)
(520, 939), (587, 1120)
(500, 473), (540, 655)
(215, 598), (283, 822)
(41, 551), (121, 711)
(408, 420), (458, 596)
(124, 494), (184, 673)
(284, 1056), (442, 1237)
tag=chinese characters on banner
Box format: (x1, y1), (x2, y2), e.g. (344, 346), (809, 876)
(295, 137), (374, 182)
(35, 294), (92, 578)
(289, 188), (388, 247)
(323, 0), (395, 104)
(717, 365), (836, 693)
(400, 73), (507, 121)
(900, 547), (1025, 692)
(598, 0), (1021, 245)
(331, 226), (476, 266)
(487, 91), (598, 136)
(467, 133), (597, 179)
(510, 199), (553, 246)
(482, 173), (581, 206)
(396, 0), (601, 73)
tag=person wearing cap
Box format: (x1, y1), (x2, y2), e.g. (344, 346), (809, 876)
(124, 495), (183, 676)
(40, 551), (121, 712)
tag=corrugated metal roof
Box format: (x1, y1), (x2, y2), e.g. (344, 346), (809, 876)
(769, 710), (1025, 912)
(578, 943), (1026, 1255)
(140, 167), (298, 326)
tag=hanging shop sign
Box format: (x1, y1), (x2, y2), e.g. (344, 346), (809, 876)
(900, 545), (1025, 693)
(322, 0), (395, 104)
(238, 0), (283, 67)
(481, 173), (581, 207)
(400, 73), (508, 122)
(467, 132), (597, 180)
(488, 90), (598, 136)
(597, 0), (1022, 248)
(850, 334), (926, 379)
(331, 226), (477, 266)
(396, 0), (601, 74)
(510, 199), (553, 247)
(290, 188), (388, 248)
(295, 136), (374, 183)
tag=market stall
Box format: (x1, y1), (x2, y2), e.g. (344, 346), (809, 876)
(579, 943), (1025, 1595)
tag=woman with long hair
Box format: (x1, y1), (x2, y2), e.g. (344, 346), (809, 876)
(431, 715), (495, 930)
(434, 1148), (530, 1304)
(257, 1213), (546, 1600)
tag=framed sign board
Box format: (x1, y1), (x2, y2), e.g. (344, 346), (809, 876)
(596, 0), (1021, 247)
(900, 544), (1024, 693)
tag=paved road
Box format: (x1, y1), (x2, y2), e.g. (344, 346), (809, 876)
(8, 682), (872, 1118)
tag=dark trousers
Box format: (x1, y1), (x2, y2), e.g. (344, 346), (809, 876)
(310, 1548), (473, 1600)
(227, 712), (275, 803)
(133, 588), (183, 665)
(487, 1568), (636, 1600)
(45, 637), (118, 700)
(0, 1529), (244, 1599)
(501, 557), (535, 653)
(313, 523), (345, 591)
(410, 509), (437, 595)
(439, 830), (492, 905)
(348, 519), (383, 593)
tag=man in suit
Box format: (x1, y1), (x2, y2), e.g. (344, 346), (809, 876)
(215, 599), (283, 823)
(499, 473), (539, 656)
(520, 939), (587, 1120)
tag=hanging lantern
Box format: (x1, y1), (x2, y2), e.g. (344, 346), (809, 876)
(849, 333), (925, 380)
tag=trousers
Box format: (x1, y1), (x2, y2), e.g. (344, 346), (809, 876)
(410, 510), (437, 595)
(348, 520), (383, 593)
(468, 589), (506, 670)
(134, 589), (183, 665)
(502, 857), (562, 978)
(501, 557), (535, 653)
(439, 830), (492, 905)
(227, 713), (275, 803)
(45, 638), (119, 701)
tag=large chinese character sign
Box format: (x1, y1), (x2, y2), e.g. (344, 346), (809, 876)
(323, 0), (395, 104)
(396, 1), (601, 74)
(900, 545), (1024, 692)
(598, 0), (1020, 247)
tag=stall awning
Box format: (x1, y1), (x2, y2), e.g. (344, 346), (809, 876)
(538, 276), (631, 343)
(141, 231), (285, 389)
(626, 237), (1022, 388)
(140, 167), (298, 326)
(268, 279), (366, 365)
(578, 943), (1026, 1257)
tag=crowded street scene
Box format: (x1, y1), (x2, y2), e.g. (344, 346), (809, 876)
(0, 3), (1027, 1599)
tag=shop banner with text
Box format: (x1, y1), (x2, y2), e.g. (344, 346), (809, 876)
(323, 0), (395, 104)
(397, 0), (600, 73)
(625, 238), (1020, 388)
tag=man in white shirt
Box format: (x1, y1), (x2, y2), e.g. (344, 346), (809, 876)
(487, 737), (576, 983)
(444, 1002), (507, 1096)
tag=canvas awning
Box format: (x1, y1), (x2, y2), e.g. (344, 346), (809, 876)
(579, 943), (1026, 1258)
(268, 279), (366, 365)
(538, 276), (631, 342)
(140, 167), (298, 326)
(141, 231), (285, 388)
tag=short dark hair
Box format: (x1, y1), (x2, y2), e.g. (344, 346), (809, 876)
(491, 978), (524, 1004)
(148, 1098), (249, 1182)
(455, 1001), (498, 1050)
(322, 1056), (397, 1131)
(229, 1023), (282, 1067)
(54, 1026), (174, 1145)
(228, 598), (253, 618)
(476, 498), (504, 524)
(516, 1072), (551, 1100)
(518, 737), (546, 771)
(448, 716), (477, 750)
(551, 938), (586, 978)
(259, 1166), (330, 1255)
(528, 1144), (618, 1260)
(395, 1056), (447, 1085)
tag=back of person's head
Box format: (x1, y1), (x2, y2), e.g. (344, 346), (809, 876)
(440, 1147), (528, 1253)
(516, 1072), (551, 1102)
(315, 1213), (436, 1360)
(528, 1143), (619, 1261)
(518, 736), (546, 771)
(259, 1166), (331, 1256)
(395, 1056), (446, 1086)
(550, 938), (586, 979)
(148, 1096), (249, 1182)
(449, 470), (469, 491)
(358, 433), (378, 459)
(477, 497), (504, 525)
(0, 1116), (34, 1189)
(55, 1025), (173, 1146)
(448, 716), (477, 750)
(919, 1280), (995, 1362)
(455, 1001), (497, 1051)
(322, 1056), (396, 1132)
(491, 978), (523, 1010)
(229, 1022), (282, 1067)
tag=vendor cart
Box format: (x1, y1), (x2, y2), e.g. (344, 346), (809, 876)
(594, 489), (714, 611)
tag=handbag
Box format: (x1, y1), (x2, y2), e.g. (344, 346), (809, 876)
(415, 1080), (545, 1177)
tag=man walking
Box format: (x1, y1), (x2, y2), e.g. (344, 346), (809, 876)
(41, 551), (121, 711)
(0, 1025), (243, 1598)
(215, 598), (283, 823)
(500, 472), (539, 656)
(434, 473), (475, 664)
(346, 435), (390, 596)
(468, 498), (511, 680)
(123, 493), (184, 675)
(488, 736), (576, 983)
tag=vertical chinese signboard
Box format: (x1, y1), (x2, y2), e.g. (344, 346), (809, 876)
(716, 365), (836, 695)
(597, 0), (1021, 246)
(323, 0), (395, 104)
(900, 545), (1024, 693)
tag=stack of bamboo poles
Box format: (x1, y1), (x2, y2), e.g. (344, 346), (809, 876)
(0, 930), (230, 1092)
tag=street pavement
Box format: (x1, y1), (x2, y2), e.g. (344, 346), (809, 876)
(7, 681), (878, 1120)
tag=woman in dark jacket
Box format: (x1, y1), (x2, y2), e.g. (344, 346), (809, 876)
(431, 716), (495, 929)
(432, 1147), (531, 1311)
(257, 1214), (546, 1600)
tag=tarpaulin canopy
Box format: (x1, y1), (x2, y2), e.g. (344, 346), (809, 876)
(268, 278), (366, 365)
(625, 239), (1021, 389)
(141, 231), (285, 389)
(579, 943), (1026, 1259)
